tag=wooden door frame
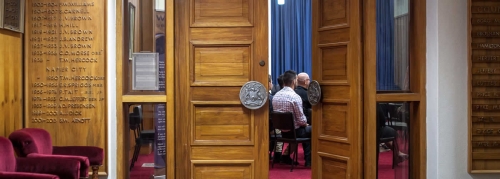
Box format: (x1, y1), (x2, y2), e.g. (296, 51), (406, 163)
(115, 0), (175, 178)
(111, 0), (428, 178)
(363, 0), (427, 178)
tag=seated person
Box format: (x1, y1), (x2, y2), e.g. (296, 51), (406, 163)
(294, 72), (312, 124)
(271, 74), (284, 95)
(269, 74), (284, 163)
(377, 104), (408, 162)
(272, 70), (311, 167)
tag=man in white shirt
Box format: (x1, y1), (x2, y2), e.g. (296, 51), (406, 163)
(272, 70), (311, 167)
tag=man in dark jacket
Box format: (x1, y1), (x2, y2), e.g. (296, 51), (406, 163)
(294, 72), (312, 124)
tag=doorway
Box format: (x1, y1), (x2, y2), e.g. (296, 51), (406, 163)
(267, 0), (312, 178)
(174, 0), (365, 178)
(114, 0), (426, 178)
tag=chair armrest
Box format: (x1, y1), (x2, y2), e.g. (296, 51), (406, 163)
(16, 157), (80, 179)
(53, 146), (104, 165)
(27, 153), (88, 178)
(0, 171), (58, 179)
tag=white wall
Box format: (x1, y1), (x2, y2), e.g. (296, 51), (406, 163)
(106, 0), (117, 178)
(426, 0), (500, 178)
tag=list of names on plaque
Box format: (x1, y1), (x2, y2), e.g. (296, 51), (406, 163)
(470, 0), (500, 172)
(25, 0), (106, 164)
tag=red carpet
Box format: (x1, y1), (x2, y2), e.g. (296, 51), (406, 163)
(378, 132), (410, 179)
(131, 140), (408, 179)
(130, 153), (155, 179)
(269, 144), (311, 179)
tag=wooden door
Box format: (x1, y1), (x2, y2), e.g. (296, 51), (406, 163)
(175, 0), (268, 178)
(311, 0), (363, 178)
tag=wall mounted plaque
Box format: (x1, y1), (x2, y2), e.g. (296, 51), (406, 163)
(468, 0), (500, 173)
(132, 52), (160, 90)
(307, 80), (321, 106)
(239, 81), (268, 110)
(2, 0), (24, 33)
(24, 0), (108, 173)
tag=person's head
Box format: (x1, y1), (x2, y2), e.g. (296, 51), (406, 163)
(283, 70), (298, 88)
(297, 72), (310, 88)
(268, 74), (273, 89)
(277, 74), (284, 89)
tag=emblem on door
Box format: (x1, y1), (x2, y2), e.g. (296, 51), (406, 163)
(239, 81), (268, 110)
(307, 80), (321, 106)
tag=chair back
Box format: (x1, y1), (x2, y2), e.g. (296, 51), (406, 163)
(129, 105), (143, 138)
(9, 128), (53, 157)
(0, 137), (16, 172)
(270, 111), (296, 139)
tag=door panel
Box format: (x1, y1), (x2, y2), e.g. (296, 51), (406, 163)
(176, 0), (268, 178)
(312, 0), (363, 178)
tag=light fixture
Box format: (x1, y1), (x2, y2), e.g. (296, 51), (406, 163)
(277, 0), (285, 5)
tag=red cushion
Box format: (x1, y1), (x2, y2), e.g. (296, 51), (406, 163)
(0, 137), (17, 172)
(28, 153), (89, 178)
(53, 146), (104, 165)
(0, 171), (59, 179)
(9, 128), (53, 156)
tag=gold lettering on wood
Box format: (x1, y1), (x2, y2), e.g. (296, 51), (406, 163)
(472, 56), (500, 62)
(25, 0), (106, 163)
(472, 116), (500, 123)
(472, 6), (500, 13)
(472, 141), (500, 147)
(472, 68), (500, 74)
(473, 92), (500, 98)
(473, 31), (500, 37)
(472, 18), (500, 25)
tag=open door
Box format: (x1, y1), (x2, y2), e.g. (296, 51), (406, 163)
(311, 0), (363, 178)
(175, 0), (269, 178)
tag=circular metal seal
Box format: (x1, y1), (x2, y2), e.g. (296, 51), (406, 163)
(239, 81), (268, 110)
(307, 80), (321, 106)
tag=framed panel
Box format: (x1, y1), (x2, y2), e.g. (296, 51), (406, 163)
(191, 160), (254, 179)
(319, 0), (349, 30)
(320, 44), (349, 82)
(320, 102), (351, 143)
(191, 102), (253, 145)
(132, 52), (160, 91)
(191, 0), (253, 27)
(3, 0), (24, 33)
(191, 45), (251, 86)
(317, 153), (350, 179)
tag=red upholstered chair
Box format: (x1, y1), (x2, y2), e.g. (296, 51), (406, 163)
(9, 128), (104, 179)
(0, 136), (81, 179)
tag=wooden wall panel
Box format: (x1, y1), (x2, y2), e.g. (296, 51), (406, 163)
(140, 0), (154, 52)
(321, 45), (348, 81)
(24, 0), (107, 173)
(468, 0), (500, 173)
(319, 154), (348, 179)
(176, 0), (267, 178)
(312, 0), (362, 178)
(0, 29), (23, 138)
(320, 0), (348, 28)
(192, 161), (253, 179)
(192, 46), (250, 85)
(191, 146), (254, 160)
(193, 104), (252, 144)
(191, 0), (253, 27)
(321, 103), (349, 140)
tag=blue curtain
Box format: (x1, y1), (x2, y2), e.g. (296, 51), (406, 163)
(376, 0), (398, 90)
(271, 0), (312, 83)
